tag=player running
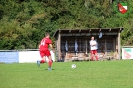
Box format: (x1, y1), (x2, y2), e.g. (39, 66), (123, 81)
(90, 36), (98, 61)
(37, 32), (53, 70)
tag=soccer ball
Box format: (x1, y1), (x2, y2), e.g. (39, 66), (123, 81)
(71, 64), (76, 69)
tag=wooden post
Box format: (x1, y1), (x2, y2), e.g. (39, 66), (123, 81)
(113, 37), (115, 52)
(113, 37), (116, 58)
(105, 39), (107, 56)
(58, 32), (61, 61)
(86, 39), (87, 54)
(56, 35), (59, 61)
(118, 30), (121, 60)
(55, 40), (57, 61)
(116, 35), (118, 59)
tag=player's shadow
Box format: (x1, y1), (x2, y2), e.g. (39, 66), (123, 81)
(44, 68), (55, 70)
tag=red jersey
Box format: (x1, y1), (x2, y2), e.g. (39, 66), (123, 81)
(39, 37), (52, 50)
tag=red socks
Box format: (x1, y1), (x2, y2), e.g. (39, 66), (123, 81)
(40, 60), (45, 63)
(96, 56), (99, 61)
(40, 59), (52, 67)
(48, 60), (52, 67)
(91, 57), (94, 61)
(91, 56), (98, 61)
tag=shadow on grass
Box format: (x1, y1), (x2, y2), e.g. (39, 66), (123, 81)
(44, 69), (55, 70)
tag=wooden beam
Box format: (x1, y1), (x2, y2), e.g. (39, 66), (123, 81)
(69, 30), (71, 33)
(59, 30), (61, 33)
(105, 39), (107, 56)
(85, 39), (87, 54)
(53, 40), (57, 61)
(79, 29), (81, 32)
(116, 36), (118, 57)
(109, 28), (111, 32)
(118, 30), (121, 60)
(120, 28), (122, 32)
(99, 28), (101, 32)
(113, 37), (116, 53)
(89, 29), (91, 32)
(58, 32), (61, 61)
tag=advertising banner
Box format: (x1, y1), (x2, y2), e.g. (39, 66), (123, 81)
(19, 51), (55, 63)
(122, 47), (133, 59)
(0, 52), (19, 63)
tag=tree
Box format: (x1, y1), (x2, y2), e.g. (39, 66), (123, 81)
(0, 0), (133, 50)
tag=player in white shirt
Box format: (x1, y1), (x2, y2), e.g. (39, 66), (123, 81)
(90, 36), (98, 61)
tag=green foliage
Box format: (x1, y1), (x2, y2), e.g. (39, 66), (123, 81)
(120, 0), (133, 46)
(0, 0), (133, 49)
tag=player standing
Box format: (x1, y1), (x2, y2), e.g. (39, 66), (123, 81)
(37, 32), (53, 70)
(90, 36), (98, 61)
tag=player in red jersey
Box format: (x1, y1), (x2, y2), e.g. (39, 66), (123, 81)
(37, 32), (53, 70)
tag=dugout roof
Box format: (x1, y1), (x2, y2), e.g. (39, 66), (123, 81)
(53, 28), (124, 38)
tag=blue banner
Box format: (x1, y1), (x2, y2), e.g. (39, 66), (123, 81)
(0, 52), (19, 63)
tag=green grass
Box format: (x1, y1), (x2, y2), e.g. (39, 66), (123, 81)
(0, 60), (133, 88)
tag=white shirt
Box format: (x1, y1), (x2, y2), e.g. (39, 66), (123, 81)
(90, 40), (98, 50)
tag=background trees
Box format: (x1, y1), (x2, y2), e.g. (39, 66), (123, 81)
(0, 0), (133, 49)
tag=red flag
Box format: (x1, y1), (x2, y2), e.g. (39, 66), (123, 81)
(118, 3), (127, 14)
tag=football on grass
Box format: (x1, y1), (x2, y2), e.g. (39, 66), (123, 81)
(71, 64), (76, 69)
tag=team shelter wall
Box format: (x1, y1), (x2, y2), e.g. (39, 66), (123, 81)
(53, 28), (123, 62)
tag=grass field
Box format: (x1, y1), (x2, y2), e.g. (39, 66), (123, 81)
(0, 60), (133, 88)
